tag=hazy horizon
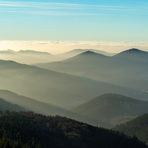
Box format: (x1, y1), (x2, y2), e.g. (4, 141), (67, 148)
(0, 0), (147, 54)
(0, 40), (148, 54)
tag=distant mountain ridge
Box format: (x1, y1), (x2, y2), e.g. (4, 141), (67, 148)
(77, 50), (107, 57)
(0, 49), (50, 55)
(1, 59), (148, 110)
(38, 48), (148, 91)
(0, 49), (53, 64)
(63, 49), (114, 57)
(116, 48), (148, 55)
(0, 49), (111, 64)
(18, 50), (50, 55)
(115, 48), (148, 60)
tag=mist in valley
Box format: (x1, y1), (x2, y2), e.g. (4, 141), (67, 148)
(0, 0), (148, 147)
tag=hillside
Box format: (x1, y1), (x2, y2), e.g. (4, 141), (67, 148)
(114, 114), (148, 144)
(38, 50), (108, 70)
(38, 49), (148, 91)
(0, 89), (69, 115)
(73, 94), (148, 127)
(0, 98), (24, 112)
(0, 90), (101, 127)
(0, 60), (147, 109)
(0, 112), (147, 148)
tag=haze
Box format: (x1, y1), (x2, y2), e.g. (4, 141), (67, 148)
(0, 1), (148, 147)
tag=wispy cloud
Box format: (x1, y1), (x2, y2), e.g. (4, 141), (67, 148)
(0, 1), (148, 16)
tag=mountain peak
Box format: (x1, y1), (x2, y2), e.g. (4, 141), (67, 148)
(65, 49), (114, 56)
(83, 50), (97, 54)
(115, 48), (148, 58)
(125, 48), (142, 53)
(79, 50), (105, 57)
(121, 48), (147, 54)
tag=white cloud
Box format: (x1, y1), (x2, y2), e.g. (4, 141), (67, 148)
(0, 40), (148, 54)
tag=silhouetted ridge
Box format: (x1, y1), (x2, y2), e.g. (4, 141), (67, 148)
(63, 49), (113, 56)
(80, 50), (104, 56)
(126, 48), (142, 53)
(117, 48), (147, 56)
(83, 50), (97, 54)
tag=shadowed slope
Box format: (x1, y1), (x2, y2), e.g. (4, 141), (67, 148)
(114, 114), (148, 144)
(0, 112), (147, 148)
(73, 94), (148, 127)
(0, 89), (103, 127)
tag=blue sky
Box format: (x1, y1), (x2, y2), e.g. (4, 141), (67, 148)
(0, 0), (148, 41)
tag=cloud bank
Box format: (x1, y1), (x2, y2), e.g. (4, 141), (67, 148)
(0, 40), (148, 54)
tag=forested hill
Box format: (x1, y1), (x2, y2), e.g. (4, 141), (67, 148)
(114, 114), (148, 144)
(0, 112), (147, 148)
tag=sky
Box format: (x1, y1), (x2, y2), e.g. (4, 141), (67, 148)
(0, 0), (148, 53)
